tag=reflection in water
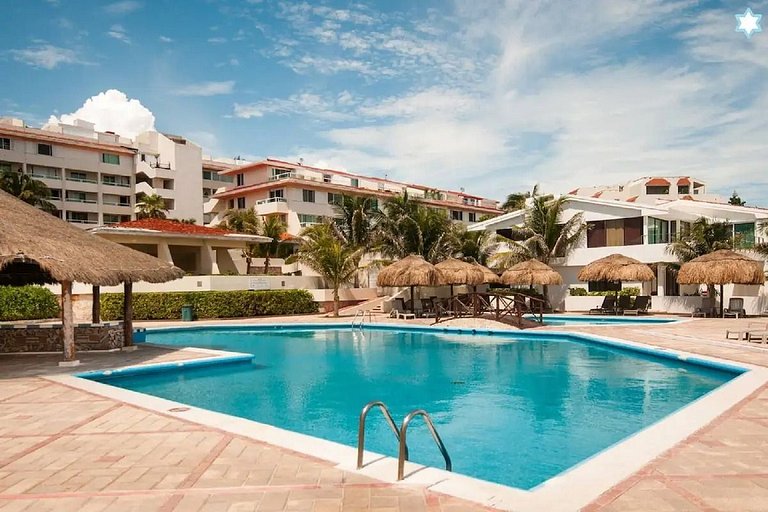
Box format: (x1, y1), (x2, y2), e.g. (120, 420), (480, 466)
(101, 328), (734, 490)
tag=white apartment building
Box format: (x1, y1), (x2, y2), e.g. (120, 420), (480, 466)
(210, 158), (502, 234)
(470, 180), (768, 314)
(0, 118), (136, 226)
(569, 176), (725, 205)
(202, 157), (237, 225)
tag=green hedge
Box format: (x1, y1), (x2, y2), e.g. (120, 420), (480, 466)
(569, 287), (641, 297)
(0, 286), (60, 321)
(100, 290), (318, 321)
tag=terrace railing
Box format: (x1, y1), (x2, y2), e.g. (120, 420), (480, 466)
(433, 292), (545, 327)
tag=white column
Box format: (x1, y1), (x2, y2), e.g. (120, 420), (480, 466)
(200, 243), (219, 275)
(657, 264), (667, 297)
(157, 241), (174, 265)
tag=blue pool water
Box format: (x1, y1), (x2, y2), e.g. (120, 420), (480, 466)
(528, 315), (679, 326)
(87, 327), (735, 489)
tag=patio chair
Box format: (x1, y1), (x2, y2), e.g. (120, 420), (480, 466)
(723, 298), (747, 319)
(616, 294), (633, 314)
(589, 295), (616, 315)
(726, 322), (768, 342)
(623, 296), (651, 316)
(389, 298), (416, 320)
(692, 297), (716, 318)
(420, 297), (437, 318)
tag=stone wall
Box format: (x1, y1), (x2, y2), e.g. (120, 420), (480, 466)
(0, 323), (124, 353)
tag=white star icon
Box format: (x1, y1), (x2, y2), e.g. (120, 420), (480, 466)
(736, 8), (762, 39)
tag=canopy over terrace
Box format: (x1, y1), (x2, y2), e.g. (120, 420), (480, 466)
(0, 189), (183, 364)
(377, 255), (445, 313)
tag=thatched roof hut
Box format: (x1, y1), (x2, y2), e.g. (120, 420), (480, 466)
(578, 254), (655, 283)
(502, 259), (563, 286)
(473, 262), (501, 284)
(435, 258), (485, 286)
(376, 255), (444, 287)
(0, 190), (184, 286)
(676, 249), (764, 285)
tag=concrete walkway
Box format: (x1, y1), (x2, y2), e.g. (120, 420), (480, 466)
(1, 315), (768, 510)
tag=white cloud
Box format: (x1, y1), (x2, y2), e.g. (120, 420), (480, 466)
(174, 81), (235, 97)
(287, 55), (387, 77)
(208, 37), (227, 44)
(358, 88), (477, 119)
(234, 93), (350, 121)
(104, 1), (142, 15)
(107, 24), (130, 44)
(159, 35), (173, 43)
(48, 89), (155, 139)
(9, 44), (90, 69)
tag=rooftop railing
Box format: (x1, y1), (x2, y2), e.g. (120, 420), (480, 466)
(256, 197), (288, 205)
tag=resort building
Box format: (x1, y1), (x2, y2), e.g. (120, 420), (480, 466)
(568, 176), (725, 205)
(202, 157), (238, 225)
(0, 117), (137, 226)
(209, 158), (502, 234)
(470, 189), (768, 314)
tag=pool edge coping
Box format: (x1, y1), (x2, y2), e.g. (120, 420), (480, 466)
(49, 323), (768, 512)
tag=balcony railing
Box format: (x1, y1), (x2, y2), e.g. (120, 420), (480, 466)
(256, 197), (288, 205)
(102, 180), (130, 188)
(66, 176), (98, 184)
(103, 201), (131, 207)
(66, 218), (98, 224)
(65, 198), (98, 204)
(150, 162), (172, 170)
(29, 173), (60, 180)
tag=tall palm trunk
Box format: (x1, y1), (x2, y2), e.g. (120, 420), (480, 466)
(333, 285), (340, 317)
(264, 254), (270, 275)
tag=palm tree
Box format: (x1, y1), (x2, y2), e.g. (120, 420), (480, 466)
(136, 193), (168, 219)
(0, 170), (55, 212)
(452, 225), (504, 266)
(223, 209), (261, 274)
(501, 185), (553, 212)
(667, 217), (735, 299)
(332, 195), (377, 286)
(294, 222), (362, 317)
(256, 215), (287, 274)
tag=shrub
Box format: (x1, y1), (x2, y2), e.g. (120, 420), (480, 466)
(569, 287), (588, 296)
(586, 287), (641, 297)
(0, 285), (60, 321)
(100, 289), (318, 321)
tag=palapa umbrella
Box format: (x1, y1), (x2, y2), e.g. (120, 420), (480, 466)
(376, 255), (445, 313)
(435, 258), (485, 297)
(677, 249), (764, 317)
(577, 254), (655, 297)
(501, 259), (562, 286)
(472, 262), (501, 285)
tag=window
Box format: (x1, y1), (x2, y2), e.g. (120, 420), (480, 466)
(323, 174), (332, 183)
(228, 199), (235, 209)
(647, 217), (669, 244)
(102, 174), (130, 187)
(298, 214), (320, 226)
(49, 189), (62, 200)
(203, 188), (215, 199)
(269, 189), (284, 199)
(0, 138), (10, 150)
(162, 179), (173, 190)
(236, 173), (244, 186)
(0, 163), (10, 173)
(140, 153), (146, 162)
(350, 178), (359, 188)
(327, 192), (343, 205)
(468, 212), (477, 223)
(203, 170), (212, 180)
(302, 189), (315, 202)
(451, 210), (463, 221)
(68, 171), (89, 182)
(678, 185), (690, 194)
(237, 197), (246, 209)
(101, 153), (120, 165)
(28, 165), (59, 179)
(646, 185), (669, 195)
(66, 211), (93, 223)
(588, 280), (621, 293)
(369, 198), (379, 211)
(37, 144), (53, 156)
(103, 214), (120, 225)
(734, 223), (755, 248)
(119, 196), (130, 206)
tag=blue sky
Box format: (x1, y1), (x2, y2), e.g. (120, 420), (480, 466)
(1, 0), (767, 203)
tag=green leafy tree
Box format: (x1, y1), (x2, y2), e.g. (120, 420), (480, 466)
(332, 195), (377, 285)
(293, 222), (362, 317)
(135, 193), (168, 219)
(501, 185), (553, 212)
(223, 209), (262, 274)
(452, 225), (503, 267)
(0, 170), (55, 212)
(256, 214), (288, 274)
(728, 191), (746, 206)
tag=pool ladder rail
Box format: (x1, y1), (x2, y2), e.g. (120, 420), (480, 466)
(357, 401), (452, 481)
(351, 310), (373, 329)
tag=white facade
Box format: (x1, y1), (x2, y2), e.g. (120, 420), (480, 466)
(570, 176), (725, 205)
(0, 117), (136, 227)
(470, 195), (768, 314)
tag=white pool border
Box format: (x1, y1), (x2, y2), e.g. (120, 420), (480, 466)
(47, 323), (768, 512)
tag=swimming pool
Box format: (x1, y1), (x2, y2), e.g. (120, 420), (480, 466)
(527, 314), (679, 326)
(83, 326), (735, 490)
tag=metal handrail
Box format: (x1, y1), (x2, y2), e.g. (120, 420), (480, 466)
(397, 409), (451, 480)
(357, 401), (407, 469)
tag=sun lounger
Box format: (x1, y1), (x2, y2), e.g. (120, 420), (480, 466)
(623, 296), (651, 316)
(589, 296), (616, 315)
(725, 322), (768, 341)
(723, 298), (747, 319)
(389, 298), (416, 320)
(692, 297), (716, 318)
(616, 295), (633, 314)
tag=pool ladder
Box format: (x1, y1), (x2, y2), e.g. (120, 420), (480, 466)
(352, 310), (373, 329)
(357, 400), (452, 481)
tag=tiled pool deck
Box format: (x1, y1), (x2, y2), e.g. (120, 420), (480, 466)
(1, 315), (768, 511)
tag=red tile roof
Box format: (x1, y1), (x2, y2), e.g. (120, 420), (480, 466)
(626, 196), (639, 202)
(681, 195), (695, 201)
(114, 219), (233, 235)
(568, 188), (579, 195)
(677, 177), (691, 185)
(592, 191), (603, 198)
(646, 178), (671, 186)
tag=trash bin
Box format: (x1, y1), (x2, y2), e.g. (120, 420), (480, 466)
(181, 305), (194, 322)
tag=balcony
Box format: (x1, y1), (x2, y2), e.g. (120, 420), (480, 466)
(254, 197), (289, 215)
(66, 176), (98, 184)
(65, 197), (98, 204)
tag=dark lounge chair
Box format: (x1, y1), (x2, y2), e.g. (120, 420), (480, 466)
(589, 295), (616, 315)
(723, 298), (747, 318)
(623, 296), (651, 315)
(616, 294), (633, 314)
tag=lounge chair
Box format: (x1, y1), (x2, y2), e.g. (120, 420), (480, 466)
(692, 297), (716, 318)
(726, 322), (768, 342)
(389, 298), (416, 320)
(623, 296), (651, 316)
(420, 298), (437, 318)
(589, 295), (616, 315)
(723, 298), (747, 319)
(616, 294), (633, 314)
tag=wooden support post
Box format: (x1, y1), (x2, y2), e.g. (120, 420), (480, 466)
(59, 281), (78, 366)
(123, 281), (134, 348)
(92, 285), (100, 324)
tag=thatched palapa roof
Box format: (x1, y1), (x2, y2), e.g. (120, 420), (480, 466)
(502, 259), (563, 286)
(677, 249), (764, 285)
(0, 189), (184, 286)
(435, 258), (485, 285)
(473, 262), (501, 284)
(376, 255), (445, 287)
(578, 254), (655, 282)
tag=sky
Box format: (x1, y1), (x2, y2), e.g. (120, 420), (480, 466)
(1, 0), (767, 203)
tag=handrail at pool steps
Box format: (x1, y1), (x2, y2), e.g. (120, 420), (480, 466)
(397, 409), (451, 480)
(357, 401), (407, 468)
(351, 310), (373, 329)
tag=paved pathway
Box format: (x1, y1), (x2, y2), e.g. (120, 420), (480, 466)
(2, 315), (768, 511)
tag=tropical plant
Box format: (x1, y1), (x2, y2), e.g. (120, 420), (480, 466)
(0, 169), (55, 212)
(256, 214), (288, 274)
(135, 193), (168, 219)
(501, 185), (553, 212)
(223, 209), (262, 274)
(452, 225), (504, 267)
(293, 222), (362, 317)
(332, 195), (377, 285)
(667, 217), (735, 298)
(728, 191), (746, 206)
